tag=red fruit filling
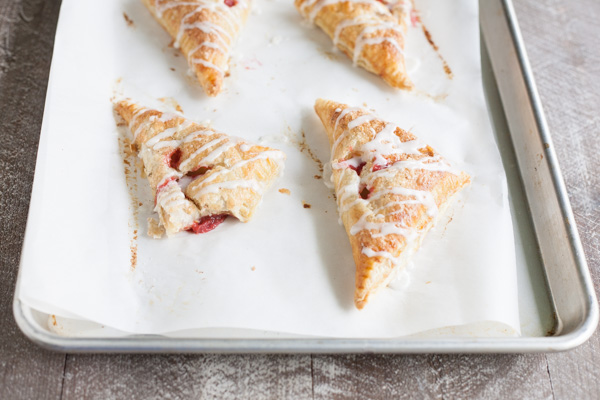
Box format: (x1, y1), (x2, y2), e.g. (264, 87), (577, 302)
(359, 186), (371, 200)
(349, 162), (366, 176)
(155, 176), (178, 205)
(157, 176), (177, 193)
(187, 214), (228, 234)
(187, 166), (211, 177)
(372, 162), (390, 172)
(410, 10), (420, 26)
(167, 148), (182, 170)
(224, 0), (237, 7)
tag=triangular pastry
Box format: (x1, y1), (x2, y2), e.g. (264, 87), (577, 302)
(295, 0), (412, 89)
(115, 99), (285, 236)
(314, 99), (470, 309)
(142, 0), (251, 96)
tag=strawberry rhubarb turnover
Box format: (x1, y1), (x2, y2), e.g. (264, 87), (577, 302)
(115, 99), (285, 236)
(142, 0), (251, 96)
(295, 0), (415, 89)
(314, 99), (470, 308)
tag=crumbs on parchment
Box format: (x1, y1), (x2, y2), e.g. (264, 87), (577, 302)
(279, 188), (291, 195)
(123, 12), (134, 27)
(148, 217), (165, 239)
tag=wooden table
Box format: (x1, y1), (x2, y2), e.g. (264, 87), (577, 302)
(1, 0), (598, 398)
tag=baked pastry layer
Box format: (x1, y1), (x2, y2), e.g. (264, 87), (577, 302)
(142, 0), (251, 96)
(115, 99), (285, 236)
(295, 0), (413, 89)
(314, 98), (470, 309)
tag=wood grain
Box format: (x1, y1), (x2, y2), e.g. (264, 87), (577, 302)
(512, 1), (600, 399)
(61, 355), (312, 400)
(0, 1), (65, 399)
(312, 354), (552, 399)
(0, 0), (599, 399)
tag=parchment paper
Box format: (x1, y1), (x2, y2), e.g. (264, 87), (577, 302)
(18, 0), (520, 337)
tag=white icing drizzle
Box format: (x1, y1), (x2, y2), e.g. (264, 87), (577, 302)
(361, 247), (403, 266)
(347, 114), (377, 130)
(179, 136), (228, 171)
(331, 107), (362, 159)
(199, 137), (242, 165)
(200, 150), (285, 185)
(361, 123), (421, 165)
(352, 23), (404, 64)
(191, 179), (262, 197)
(145, 120), (195, 149)
(190, 58), (225, 75)
(303, 0), (387, 22)
(155, 180), (189, 211)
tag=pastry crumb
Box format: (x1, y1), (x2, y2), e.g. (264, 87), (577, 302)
(123, 12), (134, 27)
(314, 175), (322, 180)
(251, 266), (256, 271)
(302, 201), (311, 209)
(147, 217), (165, 239)
(425, 281), (432, 284)
(279, 188), (291, 195)
(170, 67), (175, 71)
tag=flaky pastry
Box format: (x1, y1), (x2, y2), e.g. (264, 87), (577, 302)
(142, 0), (251, 96)
(115, 99), (285, 236)
(314, 99), (470, 309)
(295, 0), (413, 89)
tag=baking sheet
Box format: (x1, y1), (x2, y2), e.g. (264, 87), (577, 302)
(18, 0), (520, 337)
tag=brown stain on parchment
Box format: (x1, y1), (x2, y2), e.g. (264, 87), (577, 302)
(421, 23), (454, 80)
(287, 126), (324, 173)
(123, 12), (134, 28)
(117, 126), (140, 271)
(158, 97), (184, 113)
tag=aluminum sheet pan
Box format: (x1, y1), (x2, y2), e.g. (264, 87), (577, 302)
(13, 0), (598, 353)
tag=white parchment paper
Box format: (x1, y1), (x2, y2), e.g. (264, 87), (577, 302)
(18, 0), (520, 337)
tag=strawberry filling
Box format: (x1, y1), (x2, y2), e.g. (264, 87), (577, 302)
(187, 214), (228, 234)
(349, 162), (366, 176)
(359, 186), (372, 200)
(167, 149), (182, 170)
(411, 10), (420, 26)
(155, 177), (178, 205)
(372, 162), (390, 172)
(224, 0), (237, 6)
(187, 165), (211, 177)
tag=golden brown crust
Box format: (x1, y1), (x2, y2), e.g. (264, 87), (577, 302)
(314, 98), (470, 308)
(295, 0), (412, 89)
(115, 99), (285, 236)
(141, 0), (251, 96)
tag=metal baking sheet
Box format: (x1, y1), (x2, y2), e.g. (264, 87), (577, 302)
(13, 0), (598, 353)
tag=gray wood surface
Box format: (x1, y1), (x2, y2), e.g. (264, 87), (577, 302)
(1, 0), (599, 399)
